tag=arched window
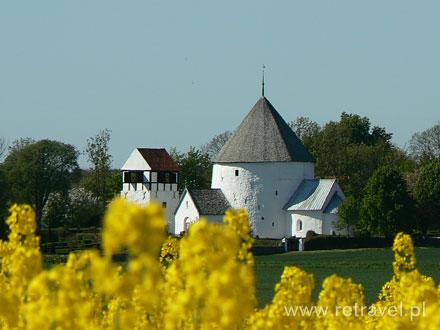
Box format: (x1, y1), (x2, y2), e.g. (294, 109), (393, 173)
(184, 217), (191, 232)
(296, 219), (303, 231)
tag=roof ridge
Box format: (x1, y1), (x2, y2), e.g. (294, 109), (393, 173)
(215, 97), (315, 163)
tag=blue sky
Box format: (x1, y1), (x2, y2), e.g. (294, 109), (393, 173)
(1, 1), (439, 168)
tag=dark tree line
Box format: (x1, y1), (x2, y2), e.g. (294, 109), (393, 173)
(0, 130), (120, 239)
(291, 117), (440, 238)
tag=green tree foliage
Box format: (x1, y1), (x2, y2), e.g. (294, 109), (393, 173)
(359, 166), (414, 238)
(68, 187), (104, 227)
(43, 187), (104, 229)
(301, 112), (411, 198)
(170, 147), (212, 192)
(82, 129), (119, 202)
(336, 196), (359, 237)
(414, 159), (440, 233)
(43, 192), (70, 229)
(2, 139), (79, 229)
(0, 168), (8, 238)
(288, 116), (321, 143)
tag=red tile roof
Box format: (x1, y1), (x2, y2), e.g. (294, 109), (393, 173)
(137, 148), (180, 172)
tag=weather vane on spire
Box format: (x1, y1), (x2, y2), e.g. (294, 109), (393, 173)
(262, 64), (265, 97)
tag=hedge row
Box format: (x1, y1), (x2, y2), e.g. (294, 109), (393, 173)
(303, 236), (392, 251)
(254, 235), (440, 254)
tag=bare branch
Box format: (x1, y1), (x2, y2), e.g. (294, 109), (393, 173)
(200, 131), (232, 161)
(409, 122), (440, 163)
(0, 137), (8, 159)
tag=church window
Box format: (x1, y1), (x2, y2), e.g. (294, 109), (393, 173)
(272, 222), (275, 227)
(275, 190), (278, 196)
(297, 219), (303, 231)
(184, 217), (191, 232)
(162, 202), (167, 208)
(235, 169), (239, 176)
(261, 216), (264, 220)
(186, 201), (189, 209)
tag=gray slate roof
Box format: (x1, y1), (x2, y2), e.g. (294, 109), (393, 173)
(215, 97), (315, 163)
(284, 179), (336, 211)
(188, 189), (231, 215)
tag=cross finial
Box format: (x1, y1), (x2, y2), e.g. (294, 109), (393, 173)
(262, 64), (265, 97)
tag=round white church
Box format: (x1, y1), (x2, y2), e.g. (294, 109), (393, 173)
(175, 96), (345, 238)
(122, 96), (346, 239)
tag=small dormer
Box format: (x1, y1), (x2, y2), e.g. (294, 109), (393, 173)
(121, 148), (180, 193)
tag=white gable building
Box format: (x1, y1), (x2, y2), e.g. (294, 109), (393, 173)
(174, 188), (231, 234)
(174, 96), (346, 238)
(121, 148), (180, 231)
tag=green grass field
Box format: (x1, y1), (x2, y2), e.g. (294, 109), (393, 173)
(254, 247), (440, 307)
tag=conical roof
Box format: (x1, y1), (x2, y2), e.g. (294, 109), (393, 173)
(215, 97), (315, 163)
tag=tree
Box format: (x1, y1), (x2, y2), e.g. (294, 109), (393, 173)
(0, 137), (7, 160)
(409, 122), (440, 164)
(0, 168), (8, 238)
(82, 129), (115, 202)
(300, 112), (407, 198)
(2, 139), (79, 230)
(170, 147), (212, 192)
(336, 196), (359, 237)
(68, 187), (104, 228)
(42, 192), (71, 232)
(413, 159), (440, 234)
(288, 117), (321, 142)
(9, 137), (35, 152)
(43, 187), (104, 230)
(201, 131), (232, 161)
(359, 166), (414, 238)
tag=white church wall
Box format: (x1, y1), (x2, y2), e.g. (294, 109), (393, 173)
(121, 189), (151, 205)
(122, 187), (180, 235)
(174, 191), (200, 235)
(158, 189), (180, 233)
(289, 210), (324, 238)
(322, 213), (339, 235)
(211, 162), (315, 238)
(151, 172), (158, 182)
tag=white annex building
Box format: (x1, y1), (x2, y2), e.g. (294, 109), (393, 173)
(121, 96), (346, 239)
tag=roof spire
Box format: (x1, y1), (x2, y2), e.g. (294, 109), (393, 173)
(262, 64), (265, 97)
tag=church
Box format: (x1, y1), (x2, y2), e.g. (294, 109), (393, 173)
(121, 95), (346, 239)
